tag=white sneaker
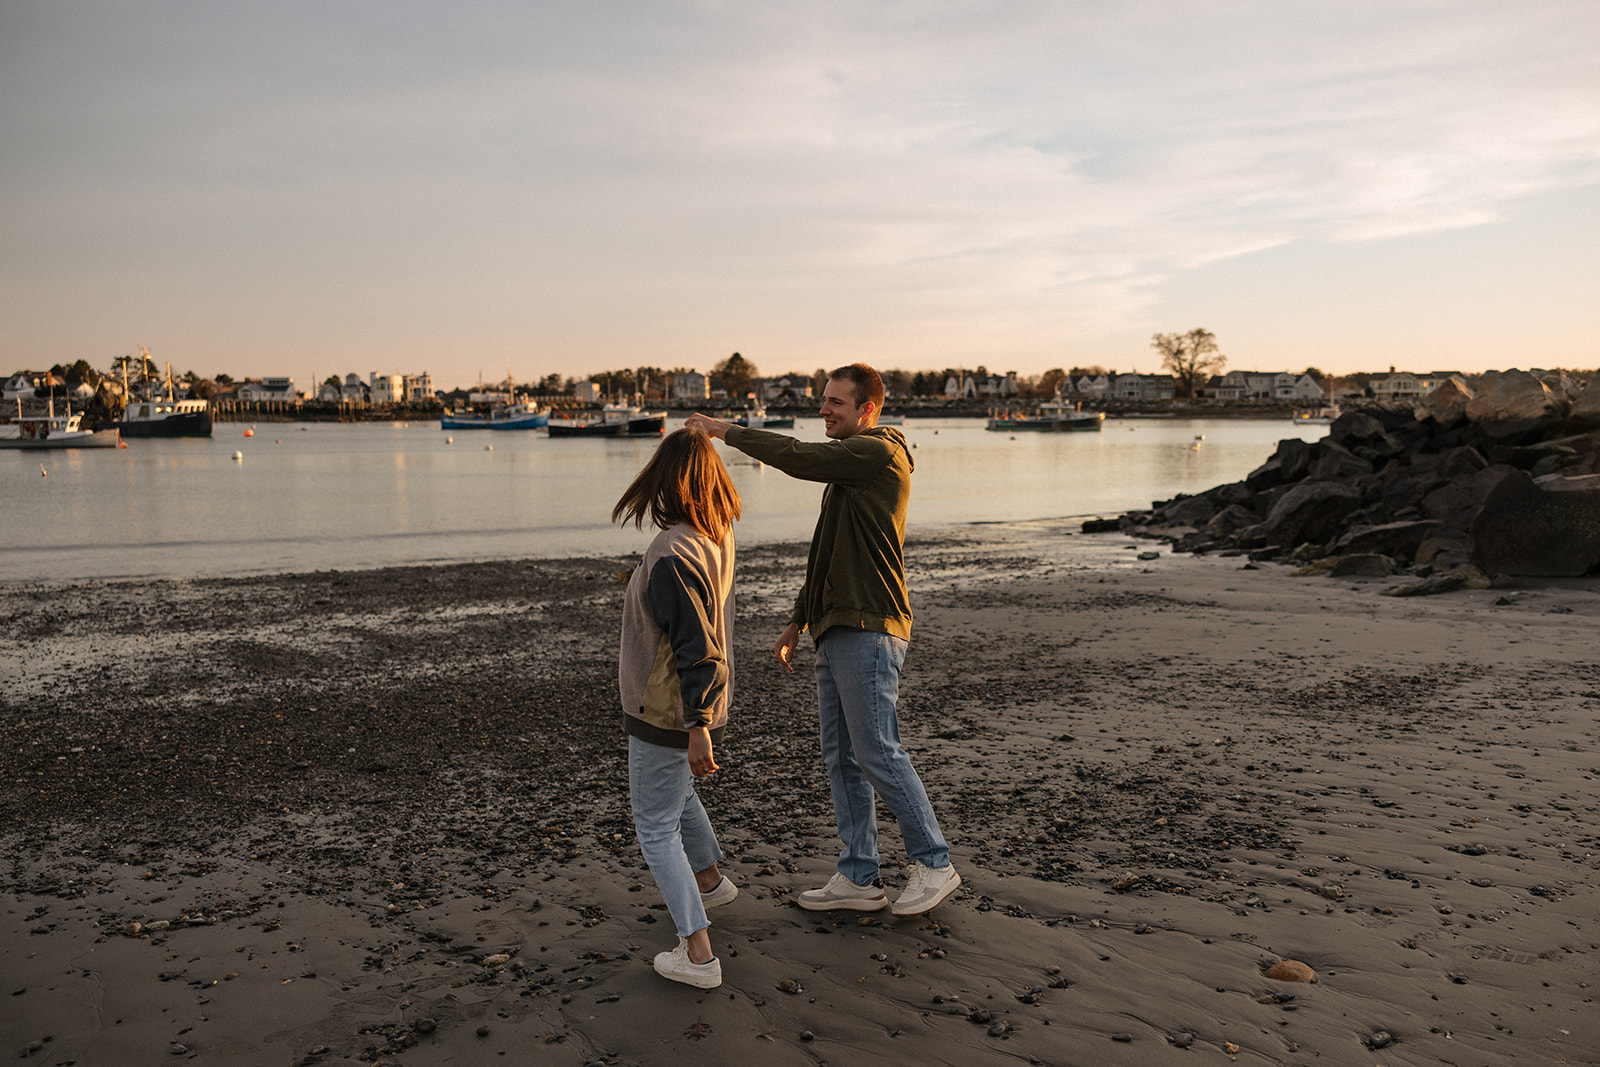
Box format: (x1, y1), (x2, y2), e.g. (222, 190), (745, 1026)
(892, 863), (961, 916)
(796, 872), (890, 912)
(653, 939), (722, 989)
(700, 875), (739, 908)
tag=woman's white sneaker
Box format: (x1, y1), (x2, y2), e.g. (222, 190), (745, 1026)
(700, 875), (739, 908)
(796, 872), (890, 911)
(892, 863), (961, 916)
(653, 939), (722, 988)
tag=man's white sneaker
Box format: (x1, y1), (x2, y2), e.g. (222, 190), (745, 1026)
(700, 875), (739, 908)
(796, 872), (890, 912)
(892, 863), (961, 916)
(653, 939), (722, 988)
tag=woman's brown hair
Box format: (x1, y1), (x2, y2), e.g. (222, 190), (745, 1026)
(612, 428), (742, 541)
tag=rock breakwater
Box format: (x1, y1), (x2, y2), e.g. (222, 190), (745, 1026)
(1120, 369), (1600, 585)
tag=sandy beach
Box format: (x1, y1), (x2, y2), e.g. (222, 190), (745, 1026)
(3, 522), (1597, 1066)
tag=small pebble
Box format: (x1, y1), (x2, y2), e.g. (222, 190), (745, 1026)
(799, 1030), (814, 1042)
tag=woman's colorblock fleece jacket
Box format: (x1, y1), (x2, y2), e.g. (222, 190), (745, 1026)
(618, 524), (735, 748)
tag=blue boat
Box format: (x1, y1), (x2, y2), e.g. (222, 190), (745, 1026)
(440, 401), (550, 431)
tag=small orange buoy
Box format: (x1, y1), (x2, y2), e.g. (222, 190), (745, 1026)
(41, 464), (47, 478)
(118, 440), (128, 449)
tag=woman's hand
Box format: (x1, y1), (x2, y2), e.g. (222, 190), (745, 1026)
(688, 726), (718, 778)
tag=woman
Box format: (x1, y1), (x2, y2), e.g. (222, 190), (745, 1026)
(613, 427), (742, 989)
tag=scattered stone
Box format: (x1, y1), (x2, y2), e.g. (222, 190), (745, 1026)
(777, 979), (803, 994)
(1366, 1030), (1395, 1049)
(1265, 959), (1317, 983)
(1169, 1031), (1195, 1048)
(1111, 1032), (1133, 1042)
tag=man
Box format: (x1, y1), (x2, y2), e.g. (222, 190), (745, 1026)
(686, 365), (960, 917)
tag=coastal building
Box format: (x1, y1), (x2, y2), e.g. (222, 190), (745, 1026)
(317, 373), (371, 403)
(1369, 370), (1465, 400)
(945, 372), (1020, 399)
(761, 375), (812, 401)
(1110, 373), (1177, 400)
(236, 377), (298, 402)
(1202, 371), (1326, 401)
(3, 372), (40, 400)
(402, 372), (434, 401)
(1070, 374), (1111, 397)
(671, 371), (708, 403)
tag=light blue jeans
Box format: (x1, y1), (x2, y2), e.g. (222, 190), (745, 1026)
(815, 628), (950, 886)
(628, 735), (722, 939)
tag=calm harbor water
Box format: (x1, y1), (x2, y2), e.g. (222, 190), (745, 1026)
(1, 416), (1326, 584)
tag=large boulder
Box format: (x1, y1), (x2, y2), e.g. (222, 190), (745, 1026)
(1465, 370), (1563, 425)
(1416, 377), (1473, 426)
(1470, 471), (1600, 576)
(1262, 481), (1364, 547)
(1421, 464), (1519, 528)
(1571, 374), (1600, 429)
(1245, 438), (1316, 493)
(1331, 520), (1440, 561)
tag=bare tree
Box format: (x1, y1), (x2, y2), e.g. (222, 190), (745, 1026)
(1151, 329), (1226, 397)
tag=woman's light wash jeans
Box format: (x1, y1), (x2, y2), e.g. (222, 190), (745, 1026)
(815, 628), (950, 886)
(629, 735), (722, 939)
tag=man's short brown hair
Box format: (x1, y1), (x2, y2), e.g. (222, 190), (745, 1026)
(829, 364), (884, 411)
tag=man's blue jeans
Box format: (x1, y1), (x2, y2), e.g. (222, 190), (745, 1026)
(629, 735), (721, 939)
(814, 627), (950, 885)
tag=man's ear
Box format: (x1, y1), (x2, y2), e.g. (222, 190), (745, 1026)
(862, 400), (877, 421)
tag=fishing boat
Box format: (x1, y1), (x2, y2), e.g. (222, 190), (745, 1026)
(1290, 404), (1340, 425)
(877, 413), (906, 426)
(985, 399), (1104, 432)
(118, 351), (213, 437)
(733, 406), (795, 430)
(547, 404), (666, 438)
(2, 400), (120, 450)
(440, 400), (550, 431)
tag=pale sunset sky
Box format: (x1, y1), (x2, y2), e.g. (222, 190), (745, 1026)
(3, 1), (1596, 392)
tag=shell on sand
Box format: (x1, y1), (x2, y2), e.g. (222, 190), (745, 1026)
(1266, 959), (1318, 982)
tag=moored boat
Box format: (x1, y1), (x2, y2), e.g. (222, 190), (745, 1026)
(986, 400), (1103, 432)
(1291, 404), (1340, 425)
(2, 403), (120, 450)
(120, 396), (213, 437)
(440, 401), (550, 431)
(118, 352), (214, 437)
(733, 406), (795, 430)
(546, 404), (667, 437)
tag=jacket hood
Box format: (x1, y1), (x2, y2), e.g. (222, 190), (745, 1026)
(865, 425), (912, 473)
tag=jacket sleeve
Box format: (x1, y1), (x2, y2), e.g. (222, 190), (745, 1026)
(725, 426), (887, 485)
(645, 554), (728, 728)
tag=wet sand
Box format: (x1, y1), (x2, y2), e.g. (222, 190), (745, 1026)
(2, 522), (1597, 1065)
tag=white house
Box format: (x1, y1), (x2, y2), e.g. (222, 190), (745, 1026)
(1110, 373), (1177, 400)
(1369, 370), (1464, 400)
(761, 375), (811, 402)
(318, 373), (371, 402)
(369, 373), (403, 404)
(3, 372), (38, 401)
(1206, 370), (1325, 401)
(1071, 374), (1110, 397)
(237, 376), (298, 402)
(403, 372), (434, 401)
(671, 371), (708, 403)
